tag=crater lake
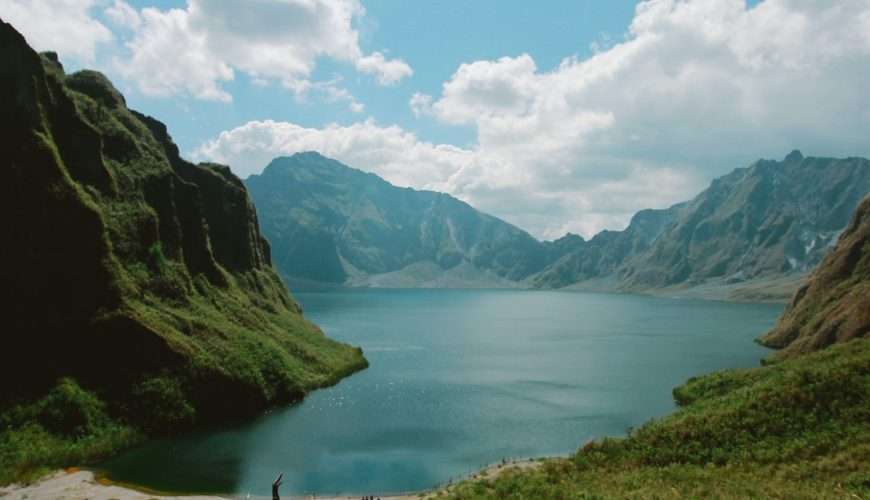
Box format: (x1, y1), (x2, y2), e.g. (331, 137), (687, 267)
(98, 289), (781, 496)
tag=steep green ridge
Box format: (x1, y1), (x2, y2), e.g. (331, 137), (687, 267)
(759, 196), (870, 359)
(0, 21), (365, 482)
(442, 199), (870, 499)
(245, 153), (582, 287)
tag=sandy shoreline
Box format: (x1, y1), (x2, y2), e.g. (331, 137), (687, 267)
(0, 470), (227, 500)
(0, 461), (542, 500)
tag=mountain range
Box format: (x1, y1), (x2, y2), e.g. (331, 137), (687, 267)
(247, 151), (870, 299)
(245, 153), (583, 289)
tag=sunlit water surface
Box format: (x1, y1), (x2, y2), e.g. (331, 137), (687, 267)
(99, 289), (781, 496)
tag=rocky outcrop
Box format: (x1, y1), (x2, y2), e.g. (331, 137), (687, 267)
(758, 196), (870, 359)
(0, 20), (365, 426)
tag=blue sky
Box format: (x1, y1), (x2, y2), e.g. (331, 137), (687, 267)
(111, 1), (641, 154)
(2, 0), (866, 239)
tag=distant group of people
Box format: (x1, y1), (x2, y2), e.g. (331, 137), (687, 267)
(269, 470), (394, 500)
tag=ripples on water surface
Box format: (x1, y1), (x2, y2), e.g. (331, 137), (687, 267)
(99, 289), (781, 496)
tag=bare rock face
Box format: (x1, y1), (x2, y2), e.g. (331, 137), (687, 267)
(0, 20), (364, 428)
(529, 205), (682, 289)
(618, 152), (870, 290)
(759, 196), (870, 359)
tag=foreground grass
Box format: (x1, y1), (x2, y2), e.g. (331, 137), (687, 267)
(0, 379), (144, 485)
(443, 340), (870, 499)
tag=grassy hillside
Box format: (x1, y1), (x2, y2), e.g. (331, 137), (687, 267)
(0, 20), (366, 484)
(444, 339), (870, 499)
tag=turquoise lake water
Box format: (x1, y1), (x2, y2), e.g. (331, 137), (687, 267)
(99, 289), (781, 497)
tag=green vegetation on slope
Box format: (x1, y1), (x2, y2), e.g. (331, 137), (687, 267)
(443, 340), (870, 499)
(0, 21), (366, 484)
(0, 380), (144, 485)
(759, 196), (870, 358)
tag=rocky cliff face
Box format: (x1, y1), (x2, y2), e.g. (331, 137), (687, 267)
(245, 153), (581, 287)
(758, 196), (870, 359)
(0, 21), (365, 426)
(618, 151), (870, 291)
(528, 205), (682, 288)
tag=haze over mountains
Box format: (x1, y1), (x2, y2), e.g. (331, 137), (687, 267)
(248, 151), (870, 298)
(546, 151), (870, 294)
(245, 153), (583, 289)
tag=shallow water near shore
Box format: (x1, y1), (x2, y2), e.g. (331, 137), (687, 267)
(98, 289), (781, 497)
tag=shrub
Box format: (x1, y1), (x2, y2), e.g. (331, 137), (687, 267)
(128, 375), (196, 433)
(0, 379), (143, 485)
(34, 378), (108, 437)
(148, 241), (168, 272)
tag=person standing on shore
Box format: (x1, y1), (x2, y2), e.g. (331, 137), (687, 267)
(272, 473), (283, 500)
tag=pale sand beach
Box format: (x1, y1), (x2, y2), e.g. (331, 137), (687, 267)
(0, 461), (543, 500)
(0, 469), (224, 500)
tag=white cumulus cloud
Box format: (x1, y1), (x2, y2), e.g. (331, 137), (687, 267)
(194, 119), (472, 191)
(117, 5), (235, 102)
(4, 0), (410, 103)
(104, 0), (141, 31)
(409, 92), (433, 117)
(356, 51), (414, 85)
(108, 0), (412, 101)
(194, 118), (702, 240)
(200, 0), (870, 239)
(0, 0), (112, 63)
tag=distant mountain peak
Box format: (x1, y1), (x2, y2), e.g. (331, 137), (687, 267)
(553, 233), (584, 244)
(259, 153), (387, 192)
(264, 151), (351, 171)
(260, 152), (330, 175)
(246, 153), (558, 287)
(785, 149), (804, 163)
(289, 150), (330, 161)
(268, 151), (327, 165)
